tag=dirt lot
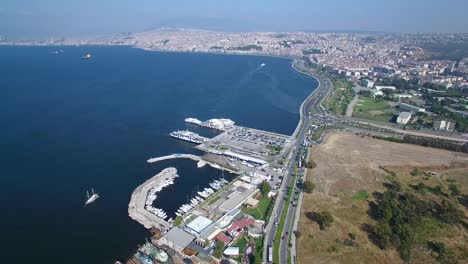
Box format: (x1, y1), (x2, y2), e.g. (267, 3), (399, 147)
(297, 132), (468, 264)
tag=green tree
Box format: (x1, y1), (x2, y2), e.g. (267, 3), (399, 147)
(374, 222), (392, 249)
(174, 215), (183, 226)
(438, 199), (462, 225)
(449, 184), (460, 196)
(213, 240), (225, 259)
(316, 211), (334, 230)
(303, 180), (316, 193)
(260, 181), (271, 196)
(305, 160), (317, 169)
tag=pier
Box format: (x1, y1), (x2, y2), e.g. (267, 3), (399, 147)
(128, 167), (178, 230)
(147, 153), (201, 163)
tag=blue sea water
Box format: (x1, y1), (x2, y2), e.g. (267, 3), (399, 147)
(0, 46), (317, 263)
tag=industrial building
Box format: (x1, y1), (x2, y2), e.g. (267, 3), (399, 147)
(159, 227), (196, 252)
(397, 112), (412, 125)
(399, 103), (426, 113)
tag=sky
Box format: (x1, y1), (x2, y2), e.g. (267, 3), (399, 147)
(1, 0), (468, 40)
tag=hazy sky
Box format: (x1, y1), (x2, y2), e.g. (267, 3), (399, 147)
(1, 0), (468, 40)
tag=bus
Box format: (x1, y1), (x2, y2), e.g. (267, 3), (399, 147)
(268, 245), (273, 263)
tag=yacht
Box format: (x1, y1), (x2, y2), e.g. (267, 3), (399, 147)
(85, 188), (99, 205)
(82, 53), (92, 59)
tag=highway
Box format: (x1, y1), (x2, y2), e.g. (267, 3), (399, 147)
(263, 62), (332, 263)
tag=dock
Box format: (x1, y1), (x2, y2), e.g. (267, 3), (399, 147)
(128, 167), (178, 230)
(147, 154), (201, 163)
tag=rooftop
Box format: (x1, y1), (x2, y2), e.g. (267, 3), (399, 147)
(162, 227), (195, 250)
(186, 216), (213, 235)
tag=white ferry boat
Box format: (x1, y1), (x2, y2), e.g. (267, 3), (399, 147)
(170, 130), (208, 144)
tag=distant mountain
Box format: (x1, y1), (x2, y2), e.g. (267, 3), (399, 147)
(145, 16), (266, 32)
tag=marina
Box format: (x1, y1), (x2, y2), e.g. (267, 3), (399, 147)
(128, 167), (179, 230)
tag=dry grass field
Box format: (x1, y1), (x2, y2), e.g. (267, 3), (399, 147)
(297, 132), (468, 264)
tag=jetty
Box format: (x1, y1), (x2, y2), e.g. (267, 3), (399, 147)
(147, 153), (201, 163)
(128, 167), (178, 230)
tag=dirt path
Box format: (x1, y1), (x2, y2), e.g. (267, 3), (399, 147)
(346, 94), (359, 117)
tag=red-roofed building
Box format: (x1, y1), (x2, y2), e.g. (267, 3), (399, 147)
(227, 216), (255, 233)
(215, 232), (232, 244)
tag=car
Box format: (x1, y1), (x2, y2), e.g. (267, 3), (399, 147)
(274, 213), (278, 218)
(282, 235), (285, 240)
(274, 222), (278, 227)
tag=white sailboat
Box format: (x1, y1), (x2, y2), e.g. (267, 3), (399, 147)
(85, 188), (99, 205)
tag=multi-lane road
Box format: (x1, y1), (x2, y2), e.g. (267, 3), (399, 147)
(263, 64), (332, 264)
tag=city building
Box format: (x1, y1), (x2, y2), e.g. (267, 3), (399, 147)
(370, 89), (384, 98)
(185, 216), (213, 236)
(433, 120), (456, 132)
(223, 247), (240, 257)
(361, 79), (374, 88)
(397, 112), (412, 125)
(375, 85), (396, 90)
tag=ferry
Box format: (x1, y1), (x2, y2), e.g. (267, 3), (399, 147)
(170, 130), (208, 144)
(85, 188), (99, 205)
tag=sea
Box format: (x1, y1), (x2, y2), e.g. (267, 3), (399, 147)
(0, 46), (318, 263)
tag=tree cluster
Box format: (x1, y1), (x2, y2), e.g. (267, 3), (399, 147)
(260, 181), (271, 197)
(372, 186), (464, 261)
(304, 160), (317, 169)
(303, 180), (316, 193)
(315, 211), (334, 230)
(373, 135), (468, 154)
(213, 240), (225, 259)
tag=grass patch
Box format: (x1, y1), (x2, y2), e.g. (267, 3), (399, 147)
(414, 217), (445, 242)
(208, 195), (221, 205)
(327, 78), (355, 115)
(244, 196), (272, 221)
(234, 234), (248, 254)
(352, 190), (369, 201)
(352, 97), (394, 122)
